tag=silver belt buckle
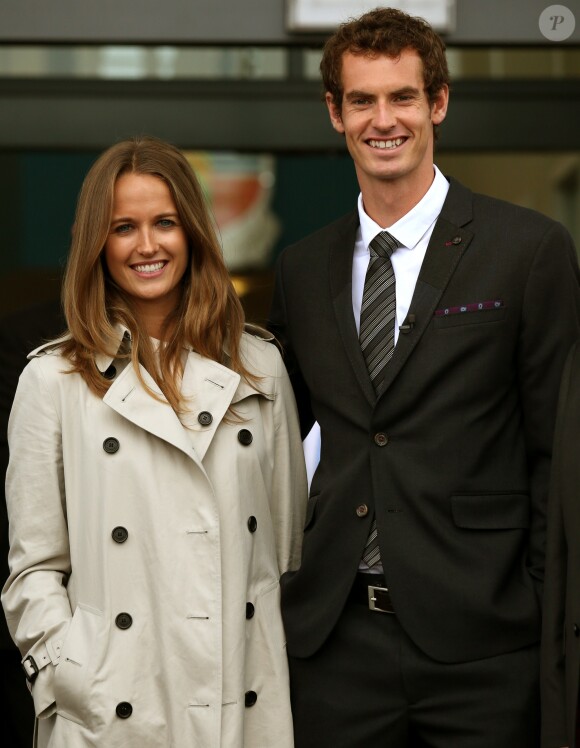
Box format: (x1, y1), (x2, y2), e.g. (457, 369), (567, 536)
(367, 584), (395, 614)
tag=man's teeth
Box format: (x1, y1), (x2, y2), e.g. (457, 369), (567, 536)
(134, 261), (165, 273)
(369, 138), (404, 149)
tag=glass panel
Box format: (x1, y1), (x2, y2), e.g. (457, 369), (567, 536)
(305, 46), (580, 80)
(1, 45), (579, 81)
(0, 46), (288, 79)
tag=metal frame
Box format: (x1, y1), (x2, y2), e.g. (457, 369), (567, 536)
(0, 77), (578, 151)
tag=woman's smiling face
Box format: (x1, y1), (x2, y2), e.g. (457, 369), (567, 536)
(104, 172), (189, 324)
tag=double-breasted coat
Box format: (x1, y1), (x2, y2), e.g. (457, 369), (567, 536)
(2, 326), (307, 747)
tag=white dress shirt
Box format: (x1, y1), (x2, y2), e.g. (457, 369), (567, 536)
(353, 166), (450, 340)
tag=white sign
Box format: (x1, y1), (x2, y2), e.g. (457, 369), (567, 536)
(286, 0), (456, 33)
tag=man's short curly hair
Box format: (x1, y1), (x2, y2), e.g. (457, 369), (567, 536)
(320, 6), (450, 107)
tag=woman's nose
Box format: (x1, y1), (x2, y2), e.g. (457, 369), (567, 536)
(137, 228), (157, 255)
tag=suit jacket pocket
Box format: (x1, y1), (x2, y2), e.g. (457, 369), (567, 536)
(451, 492), (530, 529)
(434, 307), (506, 329)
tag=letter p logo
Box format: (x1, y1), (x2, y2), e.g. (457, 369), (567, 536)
(539, 5), (576, 41)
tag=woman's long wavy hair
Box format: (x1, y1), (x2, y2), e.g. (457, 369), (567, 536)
(60, 135), (251, 412)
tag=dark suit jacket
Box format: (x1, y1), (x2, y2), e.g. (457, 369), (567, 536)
(269, 177), (580, 664)
(541, 341), (580, 748)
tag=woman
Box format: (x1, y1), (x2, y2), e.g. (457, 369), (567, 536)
(1, 136), (307, 747)
(542, 341), (580, 748)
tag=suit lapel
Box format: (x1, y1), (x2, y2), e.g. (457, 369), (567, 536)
(327, 180), (476, 402)
(329, 211), (377, 407)
(374, 178), (474, 397)
(379, 209), (473, 395)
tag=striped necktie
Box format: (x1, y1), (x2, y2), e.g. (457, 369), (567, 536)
(360, 230), (401, 568)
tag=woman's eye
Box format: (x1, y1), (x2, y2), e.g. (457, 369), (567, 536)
(158, 218), (175, 228)
(113, 223), (132, 234)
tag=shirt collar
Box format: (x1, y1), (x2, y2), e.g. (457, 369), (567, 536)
(357, 165), (450, 253)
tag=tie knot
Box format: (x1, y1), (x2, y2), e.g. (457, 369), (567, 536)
(370, 231), (401, 259)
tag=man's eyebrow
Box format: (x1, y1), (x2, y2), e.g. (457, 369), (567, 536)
(344, 85), (422, 102)
(391, 85), (421, 96)
(344, 89), (375, 101)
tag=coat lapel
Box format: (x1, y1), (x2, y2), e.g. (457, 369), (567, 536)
(177, 352), (243, 462)
(103, 351), (242, 466)
(329, 211), (377, 407)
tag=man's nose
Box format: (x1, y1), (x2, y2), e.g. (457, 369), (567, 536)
(373, 101), (396, 130)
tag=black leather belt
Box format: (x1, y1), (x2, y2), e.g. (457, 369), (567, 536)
(350, 572), (395, 614)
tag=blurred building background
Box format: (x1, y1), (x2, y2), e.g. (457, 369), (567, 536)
(0, 0), (579, 324)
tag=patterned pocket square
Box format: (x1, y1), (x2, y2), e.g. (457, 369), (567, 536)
(434, 300), (504, 317)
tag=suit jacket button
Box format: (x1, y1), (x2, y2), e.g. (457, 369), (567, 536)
(374, 433), (388, 447)
(574, 623), (580, 637)
(112, 526), (129, 543)
(115, 612), (133, 630)
(451, 235), (462, 245)
(103, 437), (120, 454)
(198, 411), (213, 426)
(116, 702), (133, 719)
(356, 504), (369, 517)
(247, 516), (258, 533)
(246, 602), (255, 619)
(245, 690), (258, 707)
(238, 429), (253, 446)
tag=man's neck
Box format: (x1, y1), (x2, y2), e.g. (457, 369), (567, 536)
(358, 168), (436, 228)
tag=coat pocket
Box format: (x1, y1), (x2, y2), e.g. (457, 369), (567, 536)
(53, 603), (104, 728)
(451, 492), (530, 530)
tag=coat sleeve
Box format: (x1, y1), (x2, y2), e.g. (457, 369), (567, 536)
(268, 346), (308, 575)
(541, 343), (577, 748)
(1, 356), (72, 719)
(518, 221), (580, 591)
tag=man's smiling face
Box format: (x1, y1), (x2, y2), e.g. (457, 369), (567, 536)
(326, 48), (448, 199)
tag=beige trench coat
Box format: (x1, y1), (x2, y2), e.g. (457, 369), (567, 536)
(2, 327), (307, 747)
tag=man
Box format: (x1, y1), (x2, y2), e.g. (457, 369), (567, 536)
(269, 7), (580, 747)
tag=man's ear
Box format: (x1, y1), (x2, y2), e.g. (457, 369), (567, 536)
(430, 84), (449, 126)
(325, 92), (345, 134)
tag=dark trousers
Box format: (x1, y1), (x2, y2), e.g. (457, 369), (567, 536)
(1, 648), (35, 747)
(288, 595), (540, 748)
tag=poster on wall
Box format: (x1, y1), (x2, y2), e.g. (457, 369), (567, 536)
(185, 152), (280, 273)
(286, 0), (456, 32)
